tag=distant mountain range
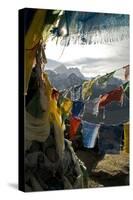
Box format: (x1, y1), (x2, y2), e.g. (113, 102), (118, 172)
(46, 69), (83, 90)
(45, 59), (123, 91)
(45, 59), (85, 90)
(54, 65), (85, 79)
(45, 60), (128, 124)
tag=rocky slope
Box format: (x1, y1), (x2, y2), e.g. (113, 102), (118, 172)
(76, 150), (129, 187)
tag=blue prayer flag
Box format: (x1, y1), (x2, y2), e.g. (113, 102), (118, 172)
(98, 124), (123, 154)
(82, 121), (100, 148)
(72, 101), (84, 117)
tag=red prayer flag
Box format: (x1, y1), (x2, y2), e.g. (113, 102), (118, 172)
(69, 117), (81, 140)
(99, 86), (123, 108)
(51, 88), (59, 101)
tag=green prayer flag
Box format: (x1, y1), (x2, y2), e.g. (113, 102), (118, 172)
(123, 81), (129, 98)
(98, 71), (116, 85)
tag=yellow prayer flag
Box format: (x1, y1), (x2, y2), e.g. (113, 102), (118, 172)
(43, 72), (65, 159)
(24, 9), (60, 94)
(82, 79), (96, 100)
(60, 98), (73, 115)
(124, 122), (129, 153)
(25, 10), (47, 94)
(50, 98), (65, 159)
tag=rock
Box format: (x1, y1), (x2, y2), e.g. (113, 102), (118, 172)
(89, 151), (129, 187)
(24, 137), (88, 191)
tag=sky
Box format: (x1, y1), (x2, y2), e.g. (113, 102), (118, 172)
(45, 37), (129, 79)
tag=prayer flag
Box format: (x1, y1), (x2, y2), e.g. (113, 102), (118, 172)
(69, 117), (81, 140)
(99, 86), (123, 108)
(60, 98), (73, 113)
(123, 122), (129, 153)
(51, 88), (60, 101)
(123, 65), (129, 81)
(71, 85), (82, 101)
(84, 97), (101, 116)
(72, 101), (84, 117)
(82, 79), (96, 100)
(98, 71), (115, 85)
(98, 124), (123, 154)
(82, 121), (100, 148)
(123, 81), (129, 98)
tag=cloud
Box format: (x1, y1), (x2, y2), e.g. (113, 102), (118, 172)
(45, 39), (129, 78)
